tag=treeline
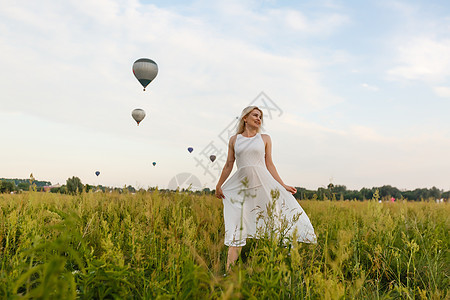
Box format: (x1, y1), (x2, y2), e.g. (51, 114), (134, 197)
(0, 178), (51, 193)
(0, 178), (51, 187)
(172, 184), (449, 202)
(292, 184), (449, 201)
(1, 177), (448, 201)
(0, 177), (140, 195)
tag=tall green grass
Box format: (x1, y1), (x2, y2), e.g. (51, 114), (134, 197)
(0, 190), (448, 299)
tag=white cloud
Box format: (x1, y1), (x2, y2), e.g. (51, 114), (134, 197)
(347, 125), (390, 142)
(279, 113), (345, 136)
(433, 86), (450, 98)
(267, 8), (349, 36)
(385, 1), (418, 16)
(182, 0), (350, 44)
(283, 10), (308, 31)
(387, 37), (450, 83)
(361, 83), (379, 91)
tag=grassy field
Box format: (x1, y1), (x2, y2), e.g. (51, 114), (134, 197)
(0, 190), (448, 299)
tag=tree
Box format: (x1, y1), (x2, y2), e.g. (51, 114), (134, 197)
(50, 187), (60, 193)
(379, 185), (401, 199)
(60, 185), (67, 194)
(346, 190), (363, 201)
(333, 185), (347, 194)
(332, 185), (347, 201)
(126, 185), (136, 193)
(360, 188), (374, 200)
(66, 176), (83, 195)
(442, 190), (450, 199)
(429, 186), (442, 199)
(85, 184), (93, 193)
(17, 182), (30, 191)
(0, 180), (15, 193)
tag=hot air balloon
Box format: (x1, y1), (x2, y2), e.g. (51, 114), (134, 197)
(95, 171), (100, 176)
(132, 58), (158, 91)
(187, 147), (193, 153)
(152, 162), (156, 166)
(209, 155), (216, 162)
(132, 109), (146, 125)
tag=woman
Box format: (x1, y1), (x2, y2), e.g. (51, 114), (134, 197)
(215, 106), (317, 271)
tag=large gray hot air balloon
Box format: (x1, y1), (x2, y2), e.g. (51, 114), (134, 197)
(132, 58), (158, 91)
(132, 108), (146, 125)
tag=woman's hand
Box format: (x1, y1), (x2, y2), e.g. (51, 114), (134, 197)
(215, 186), (225, 199)
(283, 184), (297, 194)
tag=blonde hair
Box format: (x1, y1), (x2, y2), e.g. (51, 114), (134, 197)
(236, 106), (264, 134)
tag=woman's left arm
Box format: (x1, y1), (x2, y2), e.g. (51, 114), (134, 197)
(263, 134), (297, 194)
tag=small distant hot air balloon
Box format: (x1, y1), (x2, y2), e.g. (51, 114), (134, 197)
(187, 147), (193, 153)
(152, 162), (156, 166)
(209, 155), (216, 162)
(132, 109), (146, 125)
(133, 58), (158, 91)
(95, 171), (100, 176)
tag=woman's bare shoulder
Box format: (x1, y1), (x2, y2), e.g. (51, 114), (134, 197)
(229, 134), (238, 145)
(261, 133), (271, 141)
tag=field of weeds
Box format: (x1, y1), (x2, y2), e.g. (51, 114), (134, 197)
(0, 190), (448, 299)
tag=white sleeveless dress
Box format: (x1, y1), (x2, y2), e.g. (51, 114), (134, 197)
(221, 133), (317, 247)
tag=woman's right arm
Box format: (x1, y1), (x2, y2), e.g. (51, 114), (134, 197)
(215, 135), (236, 199)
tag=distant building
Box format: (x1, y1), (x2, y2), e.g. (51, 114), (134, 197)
(43, 183), (61, 192)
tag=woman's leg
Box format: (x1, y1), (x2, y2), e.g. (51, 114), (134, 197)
(226, 246), (242, 271)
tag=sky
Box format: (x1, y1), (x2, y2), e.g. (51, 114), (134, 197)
(0, 0), (449, 191)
